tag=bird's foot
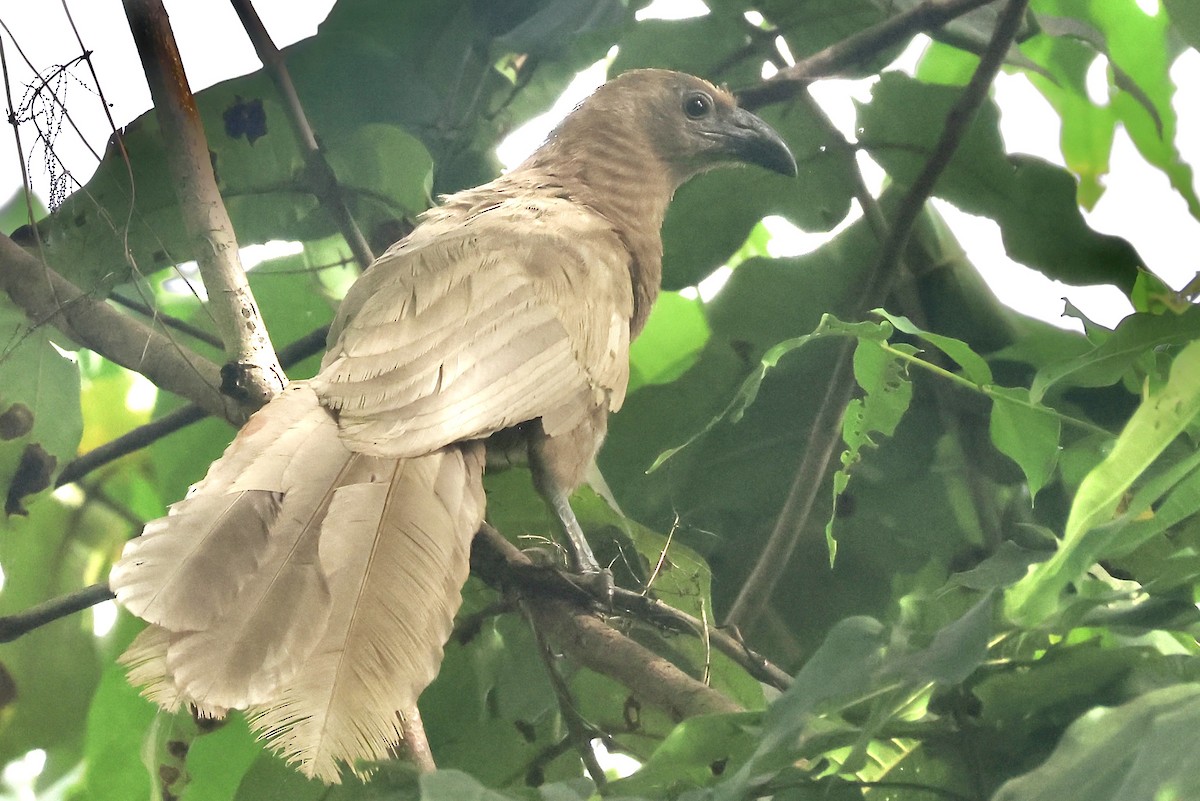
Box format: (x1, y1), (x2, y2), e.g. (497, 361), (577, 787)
(566, 565), (614, 608)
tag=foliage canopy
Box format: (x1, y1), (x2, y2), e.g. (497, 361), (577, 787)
(2, 0), (1200, 799)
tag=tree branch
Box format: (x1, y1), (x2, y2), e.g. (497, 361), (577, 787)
(123, 0), (284, 409)
(227, 0), (375, 271)
(56, 324), (330, 487)
(0, 583), (114, 643)
(472, 525), (743, 720)
(0, 234), (234, 420)
(726, 0), (1032, 630)
(738, 0), (1002, 109)
(110, 291), (224, 350)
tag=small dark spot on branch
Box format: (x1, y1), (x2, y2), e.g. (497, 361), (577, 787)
(0, 403), (34, 440)
(166, 739), (189, 759)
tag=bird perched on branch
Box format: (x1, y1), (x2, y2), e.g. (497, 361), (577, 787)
(109, 68), (796, 782)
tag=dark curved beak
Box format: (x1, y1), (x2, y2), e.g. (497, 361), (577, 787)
(723, 107), (798, 177)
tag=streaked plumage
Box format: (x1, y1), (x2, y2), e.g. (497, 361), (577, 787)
(110, 69), (795, 781)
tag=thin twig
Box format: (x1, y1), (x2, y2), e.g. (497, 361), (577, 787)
(227, 0), (375, 271)
(123, 0), (283, 409)
(738, 0), (1002, 109)
(726, 0), (1033, 630)
(55, 323), (330, 487)
(526, 606), (608, 789)
(871, 0), (1031, 291)
(0, 583), (114, 643)
(471, 524), (743, 719)
(109, 292), (224, 350)
(0, 37), (43, 255)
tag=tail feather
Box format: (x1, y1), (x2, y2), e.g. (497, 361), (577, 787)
(112, 383), (487, 780)
(110, 384), (325, 630)
(249, 444), (485, 782)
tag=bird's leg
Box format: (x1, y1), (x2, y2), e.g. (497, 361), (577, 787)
(527, 426), (612, 598)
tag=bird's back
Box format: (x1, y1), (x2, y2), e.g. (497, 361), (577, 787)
(313, 177), (636, 461)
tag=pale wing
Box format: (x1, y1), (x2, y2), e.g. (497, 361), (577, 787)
(311, 199), (634, 457)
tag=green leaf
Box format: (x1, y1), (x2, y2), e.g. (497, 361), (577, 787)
(1007, 338), (1200, 626)
(989, 385), (1061, 498)
(629, 291), (710, 394)
(73, 621), (155, 801)
(826, 337), (914, 562)
(647, 315), (887, 473)
(609, 713), (760, 797)
(882, 592), (995, 686)
(872, 309), (993, 385)
(1030, 305), (1200, 402)
(1165, 0), (1200, 49)
(992, 684), (1200, 801)
(0, 300), (82, 514)
(712, 617), (887, 801)
(858, 72), (1141, 289)
(0, 499), (106, 787)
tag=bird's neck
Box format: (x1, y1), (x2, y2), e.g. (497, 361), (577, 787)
(519, 133), (676, 337)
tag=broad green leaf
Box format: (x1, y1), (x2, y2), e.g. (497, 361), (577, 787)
(0, 499), (106, 787)
(1007, 338), (1200, 626)
(1165, 0), (1200, 49)
(1030, 305), (1200, 402)
(646, 315), (888, 472)
(951, 541), (1049, 591)
(712, 617), (887, 801)
(1015, 29), (1116, 207)
(882, 592), (995, 686)
(609, 713), (760, 797)
(629, 291), (710, 394)
(992, 683), (1200, 801)
(858, 72), (1141, 289)
(989, 385), (1061, 498)
(1043, 0), (1199, 218)
(873, 309), (993, 385)
(72, 619), (155, 801)
(0, 300), (82, 514)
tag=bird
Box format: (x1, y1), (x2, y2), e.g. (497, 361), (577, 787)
(108, 68), (796, 782)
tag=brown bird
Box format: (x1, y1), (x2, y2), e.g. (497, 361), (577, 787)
(109, 68), (796, 782)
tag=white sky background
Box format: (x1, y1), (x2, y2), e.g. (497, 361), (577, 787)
(0, 0), (1198, 332)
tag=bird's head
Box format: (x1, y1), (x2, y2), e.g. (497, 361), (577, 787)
(544, 69), (797, 188)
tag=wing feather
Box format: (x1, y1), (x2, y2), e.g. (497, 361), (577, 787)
(312, 198), (634, 458)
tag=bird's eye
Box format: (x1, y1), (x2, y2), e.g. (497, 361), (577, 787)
(683, 92), (713, 119)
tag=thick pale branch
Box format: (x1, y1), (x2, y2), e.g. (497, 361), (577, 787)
(0, 234), (233, 420)
(727, 0), (1032, 630)
(738, 0), (1002, 109)
(123, 0), (283, 408)
(228, 0), (375, 271)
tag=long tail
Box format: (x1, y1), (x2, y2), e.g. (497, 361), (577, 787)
(110, 382), (485, 781)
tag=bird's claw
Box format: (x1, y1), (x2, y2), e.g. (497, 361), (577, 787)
(567, 566), (614, 608)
